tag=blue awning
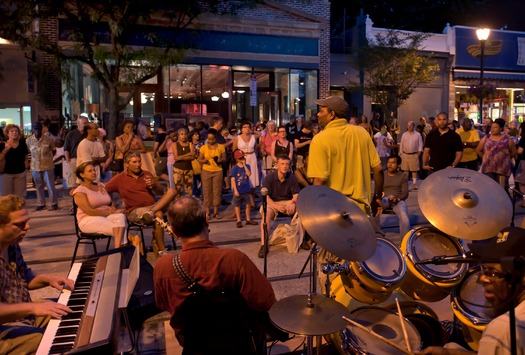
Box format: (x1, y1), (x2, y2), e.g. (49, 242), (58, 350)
(453, 69), (525, 81)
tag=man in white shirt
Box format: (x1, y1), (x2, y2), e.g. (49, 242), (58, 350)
(76, 122), (106, 182)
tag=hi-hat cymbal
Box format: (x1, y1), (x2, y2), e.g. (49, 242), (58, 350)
(297, 185), (376, 261)
(269, 294), (351, 336)
(418, 168), (512, 240)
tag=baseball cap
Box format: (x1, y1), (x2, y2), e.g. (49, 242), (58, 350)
(468, 227), (525, 260)
(314, 96), (349, 118)
(233, 149), (245, 160)
(32, 122), (42, 130)
(80, 113), (89, 118)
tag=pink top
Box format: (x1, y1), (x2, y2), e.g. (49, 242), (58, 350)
(73, 184), (111, 222)
(167, 140), (174, 165)
(262, 131), (278, 155)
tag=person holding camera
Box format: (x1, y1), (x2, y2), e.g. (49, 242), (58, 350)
(198, 132), (226, 220)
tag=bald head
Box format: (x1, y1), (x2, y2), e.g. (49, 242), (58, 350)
(167, 197), (207, 239)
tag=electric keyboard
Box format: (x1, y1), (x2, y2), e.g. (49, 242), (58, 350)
(36, 253), (122, 354)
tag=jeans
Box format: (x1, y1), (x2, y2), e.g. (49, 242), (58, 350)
(32, 169), (58, 206)
(392, 200), (410, 237)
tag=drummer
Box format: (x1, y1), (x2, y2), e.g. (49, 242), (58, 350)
(418, 227), (525, 354)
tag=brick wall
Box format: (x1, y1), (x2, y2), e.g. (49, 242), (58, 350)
(38, 15), (61, 117)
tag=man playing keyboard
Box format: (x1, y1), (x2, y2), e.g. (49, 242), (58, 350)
(0, 195), (74, 354)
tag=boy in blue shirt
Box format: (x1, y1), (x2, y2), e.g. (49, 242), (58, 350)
(230, 149), (259, 228)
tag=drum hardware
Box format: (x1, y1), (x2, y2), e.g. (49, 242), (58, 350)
(416, 251), (496, 265)
(296, 185), (376, 261)
(418, 168), (512, 240)
(509, 187), (523, 227)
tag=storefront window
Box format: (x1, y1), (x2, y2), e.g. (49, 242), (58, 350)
(0, 106), (30, 136)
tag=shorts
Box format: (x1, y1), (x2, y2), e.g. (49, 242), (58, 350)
(259, 200), (294, 219)
(400, 153), (419, 172)
(232, 193), (251, 207)
(128, 206), (154, 226)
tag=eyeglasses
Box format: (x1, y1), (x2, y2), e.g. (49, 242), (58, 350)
(480, 265), (507, 281)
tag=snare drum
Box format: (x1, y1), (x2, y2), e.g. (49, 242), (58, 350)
(451, 265), (496, 351)
(341, 238), (407, 304)
(342, 307), (422, 354)
(400, 226), (468, 302)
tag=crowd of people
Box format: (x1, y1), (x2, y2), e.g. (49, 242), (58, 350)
(2, 100), (525, 353)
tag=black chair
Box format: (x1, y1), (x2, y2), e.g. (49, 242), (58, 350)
(71, 199), (112, 267)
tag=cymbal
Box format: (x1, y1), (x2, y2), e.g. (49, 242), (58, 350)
(418, 168), (512, 240)
(297, 185), (376, 261)
(269, 294), (351, 336)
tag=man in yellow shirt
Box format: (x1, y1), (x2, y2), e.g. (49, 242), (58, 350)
(456, 118), (480, 171)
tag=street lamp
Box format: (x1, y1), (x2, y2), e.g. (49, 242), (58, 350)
(476, 28), (490, 123)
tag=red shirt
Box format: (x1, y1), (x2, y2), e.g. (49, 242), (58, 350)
(105, 169), (159, 214)
(154, 240), (276, 337)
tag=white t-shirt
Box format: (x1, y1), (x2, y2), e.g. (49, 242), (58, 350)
(478, 300), (525, 354)
(76, 138), (105, 181)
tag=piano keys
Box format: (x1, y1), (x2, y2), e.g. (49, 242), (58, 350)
(36, 252), (122, 355)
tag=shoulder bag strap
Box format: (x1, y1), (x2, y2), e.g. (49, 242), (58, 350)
(172, 254), (202, 293)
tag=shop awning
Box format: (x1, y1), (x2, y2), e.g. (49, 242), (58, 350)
(453, 69), (525, 81)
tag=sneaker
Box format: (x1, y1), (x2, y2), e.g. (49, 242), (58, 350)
(258, 245), (268, 258)
(236, 221), (243, 228)
(35, 205), (46, 211)
(245, 220), (258, 226)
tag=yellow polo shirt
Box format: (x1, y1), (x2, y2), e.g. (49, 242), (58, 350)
(456, 128), (480, 163)
(308, 119), (381, 209)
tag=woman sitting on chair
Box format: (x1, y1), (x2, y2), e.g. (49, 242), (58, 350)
(73, 162), (127, 247)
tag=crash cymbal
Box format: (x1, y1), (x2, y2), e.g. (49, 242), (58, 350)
(297, 185), (376, 261)
(418, 168), (512, 240)
(269, 294), (351, 336)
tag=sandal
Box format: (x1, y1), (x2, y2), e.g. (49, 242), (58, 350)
(245, 220), (258, 226)
(214, 213), (222, 219)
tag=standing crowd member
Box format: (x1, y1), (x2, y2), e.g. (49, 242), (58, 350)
(76, 122), (106, 182)
(64, 115), (88, 189)
(198, 132), (226, 219)
(294, 120), (313, 169)
(153, 125), (169, 183)
(233, 121), (260, 208)
(26, 122), (58, 210)
(422, 112), (463, 173)
(456, 118), (480, 171)
(0, 124), (29, 198)
(189, 130), (203, 197)
(73, 162), (127, 247)
(172, 128), (195, 199)
(285, 115), (297, 143)
(115, 119), (147, 173)
(105, 151), (176, 257)
(308, 96), (383, 292)
(97, 128), (115, 183)
(0, 195), (74, 354)
(271, 126), (294, 166)
(230, 149), (258, 228)
(374, 124), (396, 170)
(154, 196), (277, 354)
(383, 154), (410, 237)
(259, 155), (300, 258)
(476, 118), (516, 189)
(260, 120), (278, 176)
(419, 227), (525, 355)
(207, 116), (233, 203)
(399, 121), (424, 190)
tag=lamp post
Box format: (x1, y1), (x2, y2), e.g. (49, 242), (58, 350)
(476, 28), (490, 123)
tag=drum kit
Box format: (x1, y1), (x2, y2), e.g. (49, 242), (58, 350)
(268, 168), (513, 354)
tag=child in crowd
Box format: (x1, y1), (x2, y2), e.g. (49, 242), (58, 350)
(230, 149), (258, 228)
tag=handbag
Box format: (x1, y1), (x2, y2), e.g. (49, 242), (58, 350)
(191, 159), (202, 175)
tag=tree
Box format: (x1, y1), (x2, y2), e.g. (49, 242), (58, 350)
(0, 0), (264, 138)
(349, 30), (440, 124)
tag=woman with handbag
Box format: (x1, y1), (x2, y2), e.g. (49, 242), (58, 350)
(172, 128), (195, 199)
(189, 130), (203, 197)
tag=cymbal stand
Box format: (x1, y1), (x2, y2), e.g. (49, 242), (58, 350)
(500, 256), (525, 355)
(262, 197), (269, 277)
(298, 242), (319, 295)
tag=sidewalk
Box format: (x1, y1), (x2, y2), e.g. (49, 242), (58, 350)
(21, 180), (525, 354)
